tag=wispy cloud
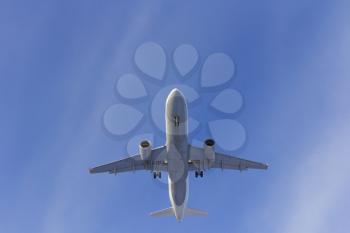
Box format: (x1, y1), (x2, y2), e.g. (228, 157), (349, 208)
(282, 123), (350, 233)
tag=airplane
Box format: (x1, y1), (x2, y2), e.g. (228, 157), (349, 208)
(89, 88), (268, 221)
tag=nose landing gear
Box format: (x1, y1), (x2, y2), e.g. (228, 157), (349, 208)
(174, 115), (180, 127)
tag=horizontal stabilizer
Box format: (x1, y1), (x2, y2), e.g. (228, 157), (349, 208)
(150, 207), (174, 217)
(186, 208), (208, 216)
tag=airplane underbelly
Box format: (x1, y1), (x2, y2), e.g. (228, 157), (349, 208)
(168, 176), (189, 220)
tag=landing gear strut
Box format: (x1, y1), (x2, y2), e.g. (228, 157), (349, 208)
(153, 171), (161, 179)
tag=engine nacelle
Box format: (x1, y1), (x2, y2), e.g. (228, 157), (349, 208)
(139, 140), (152, 160)
(203, 139), (215, 161)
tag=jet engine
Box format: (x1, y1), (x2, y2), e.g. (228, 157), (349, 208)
(204, 139), (215, 161)
(139, 140), (152, 160)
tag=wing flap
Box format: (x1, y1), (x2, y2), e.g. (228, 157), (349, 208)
(89, 155), (147, 174)
(188, 145), (268, 171)
(89, 146), (167, 174)
(214, 152), (268, 170)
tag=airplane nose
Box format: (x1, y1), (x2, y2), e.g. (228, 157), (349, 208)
(169, 88), (182, 97)
(166, 88), (187, 124)
(168, 88), (186, 103)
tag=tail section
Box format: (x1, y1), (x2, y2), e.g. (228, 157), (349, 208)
(149, 207), (174, 217)
(186, 208), (208, 216)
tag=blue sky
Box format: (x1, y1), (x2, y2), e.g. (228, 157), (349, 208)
(1, 0), (350, 232)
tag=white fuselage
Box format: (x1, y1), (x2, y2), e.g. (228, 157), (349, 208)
(165, 89), (189, 221)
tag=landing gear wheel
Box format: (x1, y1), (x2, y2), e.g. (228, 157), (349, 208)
(200, 171), (204, 178)
(153, 171), (161, 179)
(195, 171), (198, 178)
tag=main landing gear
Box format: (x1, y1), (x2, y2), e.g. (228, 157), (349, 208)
(153, 171), (161, 179)
(195, 170), (204, 178)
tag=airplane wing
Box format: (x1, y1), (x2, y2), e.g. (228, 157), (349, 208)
(89, 146), (167, 174)
(188, 145), (268, 171)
